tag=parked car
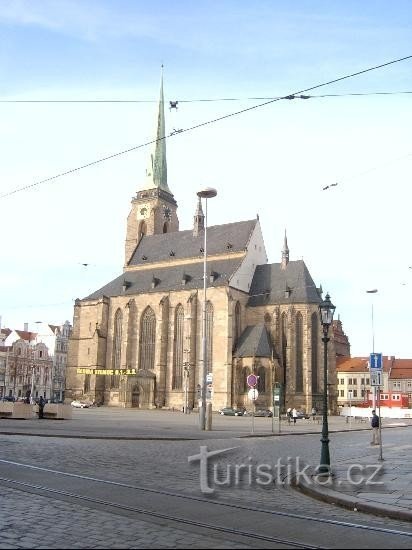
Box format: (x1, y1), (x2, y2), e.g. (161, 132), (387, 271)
(254, 409), (273, 417)
(296, 410), (310, 419)
(219, 407), (244, 416)
(71, 400), (90, 409)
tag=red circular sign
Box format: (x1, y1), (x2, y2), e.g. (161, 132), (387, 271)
(247, 374), (258, 388)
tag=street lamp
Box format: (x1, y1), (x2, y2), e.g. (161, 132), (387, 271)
(318, 292), (336, 475)
(366, 289), (378, 408)
(197, 186), (217, 431)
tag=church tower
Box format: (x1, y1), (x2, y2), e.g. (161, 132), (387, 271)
(124, 70), (179, 266)
(281, 229), (289, 269)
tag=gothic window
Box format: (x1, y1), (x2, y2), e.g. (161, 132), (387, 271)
(163, 222), (168, 233)
(172, 305), (184, 389)
(111, 309), (122, 388)
(311, 312), (319, 394)
(126, 300), (137, 368)
(257, 366), (266, 392)
(243, 367), (250, 393)
(295, 312), (303, 393)
(236, 362), (243, 395)
(138, 221), (147, 241)
(206, 301), (213, 373)
(234, 301), (241, 349)
(281, 312), (288, 370)
(139, 307), (156, 371)
(84, 374), (90, 393)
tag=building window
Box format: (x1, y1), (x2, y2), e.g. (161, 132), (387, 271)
(348, 378), (352, 385)
(353, 390), (357, 397)
(340, 378), (344, 385)
(340, 390), (344, 397)
(311, 313), (318, 394)
(353, 379), (357, 385)
(111, 309), (122, 388)
(281, 312), (288, 387)
(257, 366), (266, 393)
(366, 378), (370, 385)
(172, 305), (184, 390)
(295, 312), (303, 393)
(139, 307), (156, 371)
(234, 302), (241, 350)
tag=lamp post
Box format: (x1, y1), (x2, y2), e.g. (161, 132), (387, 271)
(366, 289), (378, 409)
(318, 293), (336, 475)
(197, 186), (217, 431)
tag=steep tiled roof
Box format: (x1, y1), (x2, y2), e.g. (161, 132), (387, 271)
(247, 260), (321, 306)
(84, 258), (242, 300)
(0, 328), (12, 337)
(128, 220), (256, 266)
(336, 356), (393, 373)
(234, 325), (273, 358)
(390, 359), (412, 379)
(15, 330), (37, 342)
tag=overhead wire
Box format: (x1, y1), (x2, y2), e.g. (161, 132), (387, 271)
(1, 91), (412, 103)
(1, 54), (412, 200)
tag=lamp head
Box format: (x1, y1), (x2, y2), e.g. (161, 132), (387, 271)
(197, 187), (217, 199)
(319, 293), (336, 327)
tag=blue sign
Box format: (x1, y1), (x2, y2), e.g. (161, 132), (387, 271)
(369, 353), (383, 370)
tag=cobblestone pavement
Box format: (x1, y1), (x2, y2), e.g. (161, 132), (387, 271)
(0, 486), (251, 549)
(0, 411), (411, 548)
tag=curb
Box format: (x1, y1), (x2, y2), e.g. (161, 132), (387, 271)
(294, 474), (412, 522)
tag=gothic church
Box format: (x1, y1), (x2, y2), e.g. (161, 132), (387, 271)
(65, 76), (339, 412)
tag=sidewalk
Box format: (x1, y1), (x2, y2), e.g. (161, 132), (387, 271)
(295, 442), (412, 522)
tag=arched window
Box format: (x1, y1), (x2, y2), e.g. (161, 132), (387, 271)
(243, 367), (250, 393)
(311, 312), (319, 394)
(126, 300), (137, 368)
(206, 301), (213, 373)
(172, 305), (184, 389)
(295, 312), (303, 393)
(84, 374), (90, 393)
(163, 222), (168, 233)
(139, 307), (156, 371)
(281, 312), (288, 370)
(234, 301), (241, 349)
(257, 366), (266, 392)
(138, 221), (147, 241)
(111, 309), (122, 388)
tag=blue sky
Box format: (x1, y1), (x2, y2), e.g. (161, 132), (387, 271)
(1, 0), (412, 357)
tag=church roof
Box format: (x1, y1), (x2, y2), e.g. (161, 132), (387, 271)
(128, 219), (257, 266)
(84, 258), (243, 300)
(234, 325), (272, 358)
(247, 260), (321, 306)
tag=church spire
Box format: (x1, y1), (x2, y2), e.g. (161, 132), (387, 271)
(193, 196), (205, 237)
(143, 67), (171, 193)
(281, 229), (289, 269)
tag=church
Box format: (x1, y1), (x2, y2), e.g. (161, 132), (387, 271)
(65, 76), (342, 413)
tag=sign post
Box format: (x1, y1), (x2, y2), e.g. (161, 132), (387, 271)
(248, 388), (258, 433)
(273, 383), (282, 434)
(369, 352), (383, 461)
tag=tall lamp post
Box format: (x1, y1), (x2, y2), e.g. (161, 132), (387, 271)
(366, 289), (378, 409)
(197, 186), (217, 431)
(318, 293), (336, 475)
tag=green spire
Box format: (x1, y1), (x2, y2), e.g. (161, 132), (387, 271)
(143, 67), (171, 193)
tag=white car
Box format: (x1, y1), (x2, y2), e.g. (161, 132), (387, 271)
(71, 400), (90, 408)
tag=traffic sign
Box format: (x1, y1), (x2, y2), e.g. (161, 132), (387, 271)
(206, 373), (213, 383)
(248, 388), (259, 401)
(371, 371), (382, 387)
(247, 374), (258, 388)
(369, 353), (383, 370)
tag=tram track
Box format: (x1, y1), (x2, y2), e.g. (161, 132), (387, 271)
(0, 458), (411, 548)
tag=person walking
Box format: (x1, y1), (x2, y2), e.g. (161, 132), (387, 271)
(287, 407), (292, 424)
(370, 409), (380, 445)
(311, 407), (317, 421)
(38, 396), (45, 419)
(292, 407), (298, 425)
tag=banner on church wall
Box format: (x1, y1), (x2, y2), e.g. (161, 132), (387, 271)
(76, 368), (137, 376)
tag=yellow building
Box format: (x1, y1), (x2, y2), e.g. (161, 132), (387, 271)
(65, 76), (339, 413)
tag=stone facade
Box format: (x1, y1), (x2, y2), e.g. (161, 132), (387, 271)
(65, 76), (340, 414)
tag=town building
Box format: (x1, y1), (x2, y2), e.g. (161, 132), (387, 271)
(65, 75), (342, 413)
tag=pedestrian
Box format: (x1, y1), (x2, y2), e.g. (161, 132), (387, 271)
(287, 407), (292, 424)
(292, 407), (297, 425)
(370, 409), (380, 445)
(311, 407), (317, 421)
(38, 396), (45, 419)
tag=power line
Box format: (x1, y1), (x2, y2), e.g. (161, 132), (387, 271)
(1, 54), (412, 200)
(1, 91), (412, 103)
